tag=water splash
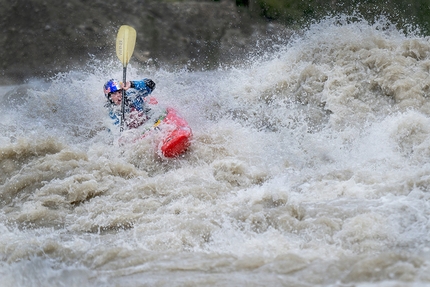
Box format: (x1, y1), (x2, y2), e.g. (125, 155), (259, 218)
(1, 15), (430, 286)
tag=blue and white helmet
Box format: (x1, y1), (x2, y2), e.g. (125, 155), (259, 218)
(104, 79), (121, 96)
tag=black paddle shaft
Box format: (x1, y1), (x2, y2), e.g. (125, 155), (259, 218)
(120, 66), (127, 132)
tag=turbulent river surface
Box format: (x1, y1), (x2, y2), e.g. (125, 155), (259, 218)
(1, 16), (430, 286)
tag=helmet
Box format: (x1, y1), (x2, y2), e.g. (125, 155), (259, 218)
(104, 79), (122, 96)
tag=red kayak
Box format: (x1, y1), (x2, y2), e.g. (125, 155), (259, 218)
(154, 107), (192, 158)
(119, 97), (192, 158)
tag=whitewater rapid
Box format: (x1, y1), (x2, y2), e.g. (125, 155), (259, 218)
(1, 16), (430, 286)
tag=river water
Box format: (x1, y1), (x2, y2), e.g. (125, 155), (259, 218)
(1, 16), (430, 286)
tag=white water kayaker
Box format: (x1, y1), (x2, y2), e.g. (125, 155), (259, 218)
(103, 78), (156, 129)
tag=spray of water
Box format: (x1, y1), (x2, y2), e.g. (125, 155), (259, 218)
(1, 15), (430, 286)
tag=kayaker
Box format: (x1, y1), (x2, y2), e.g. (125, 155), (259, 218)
(103, 78), (156, 129)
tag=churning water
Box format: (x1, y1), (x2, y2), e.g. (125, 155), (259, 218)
(1, 16), (430, 286)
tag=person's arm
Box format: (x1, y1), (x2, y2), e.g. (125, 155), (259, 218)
(124, 78), (156, 94)
(122, 79), (155, 112)
(131, 78), (156, 93)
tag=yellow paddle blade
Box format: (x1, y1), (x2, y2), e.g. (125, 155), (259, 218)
(116, 25), (136, 67)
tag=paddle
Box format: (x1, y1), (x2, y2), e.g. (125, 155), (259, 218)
(116, 25), (137, 132)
